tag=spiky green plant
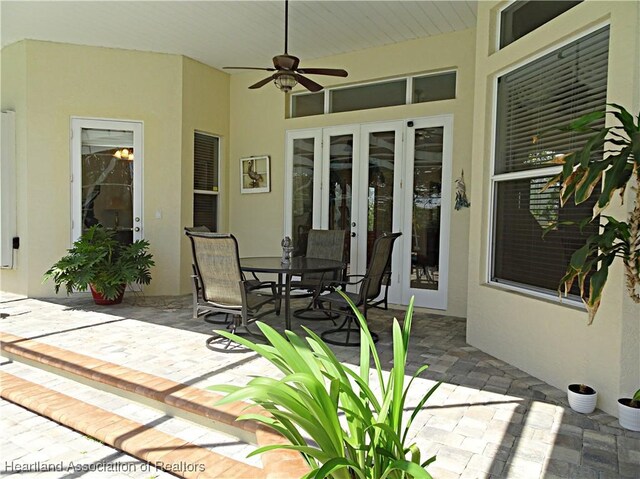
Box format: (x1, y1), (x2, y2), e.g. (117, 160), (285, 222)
(546, 104), (640, 323)
(209, 295), (440, 479)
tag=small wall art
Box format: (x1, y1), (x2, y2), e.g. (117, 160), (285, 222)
(240, 155), (270, 194)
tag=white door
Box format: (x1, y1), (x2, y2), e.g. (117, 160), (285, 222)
(71, 118), (143, 244)
(401, 115), (453, 309)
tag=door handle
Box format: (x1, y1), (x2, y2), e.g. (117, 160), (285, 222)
(351, 232), (356, 237)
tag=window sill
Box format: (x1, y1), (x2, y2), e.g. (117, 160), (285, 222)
(484, 280), (586, 312)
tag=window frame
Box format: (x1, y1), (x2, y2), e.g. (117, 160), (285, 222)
(289, 69), (457, 118)
(193, 130), (221, 232)
(487, 22), (609, 306)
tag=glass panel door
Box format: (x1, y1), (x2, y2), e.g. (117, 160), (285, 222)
(284, 129), (321, 255)
(356, 122), (403, 302)
(322, 126), (359, 273)
(402, 116), (453, 309)
(71, 119), (143, 244)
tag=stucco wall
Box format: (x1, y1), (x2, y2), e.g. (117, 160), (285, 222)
(0, 43), (28, 294)
(228, 28), (477, 318)
(1, 40), (187, 297)
(466, 0), (640, 416)
(179, 57), (230, 293)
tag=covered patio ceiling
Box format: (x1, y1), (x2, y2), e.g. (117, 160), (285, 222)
(1, 1), (477, 72)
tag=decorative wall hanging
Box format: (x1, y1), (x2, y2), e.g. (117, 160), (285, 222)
(455, 169), (470, 210)
(240, 156), (270, 194)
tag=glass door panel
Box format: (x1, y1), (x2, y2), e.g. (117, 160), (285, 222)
(291, 137), (315, 254)
(411, 126), (443, 290)
(327, 133), (354, 268)
(72, 119), (143, 244)
(365, 131), (395, 266)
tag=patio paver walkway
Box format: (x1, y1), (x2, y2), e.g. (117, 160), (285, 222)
(1, 292), (638, 478)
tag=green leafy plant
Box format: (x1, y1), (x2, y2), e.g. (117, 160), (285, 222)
(44, 225), (154, 300)
(546, 104), (640, 323)
(210, 295), (440, 479)
(630, 388), (640, 409)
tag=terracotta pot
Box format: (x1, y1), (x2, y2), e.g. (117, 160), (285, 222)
(618, 398), (640, 431)
(89, 284), (125, 305)
(567, 383), (597, 414)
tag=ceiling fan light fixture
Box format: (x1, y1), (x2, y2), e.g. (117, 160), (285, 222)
(274, 73), (297, 92)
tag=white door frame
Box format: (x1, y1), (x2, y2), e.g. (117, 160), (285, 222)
(401, 115), (453, 309)
(70, 118), (143, 243)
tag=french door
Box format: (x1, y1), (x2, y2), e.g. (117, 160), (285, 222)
(285, 116), (452, 309)
(71, 118), (143, 244)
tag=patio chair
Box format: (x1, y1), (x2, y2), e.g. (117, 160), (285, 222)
(291, 229), (346, 320)
(185, 226), (212, 319)
(185, 227), (277, 321)
(316, 231), (401, 347)
(185, 231), (278, 349)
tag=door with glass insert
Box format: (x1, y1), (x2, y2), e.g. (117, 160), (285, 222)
(71, 119), (143, 244)
(322, 126), (359, 273)
(402, 116), (453, 309)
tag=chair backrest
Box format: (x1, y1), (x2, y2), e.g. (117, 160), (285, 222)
(185, 231), (243, 306)
(359, 232), (402, 302)
(304, 229), (346, 280)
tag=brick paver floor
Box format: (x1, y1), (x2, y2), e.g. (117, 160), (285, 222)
(1, 292), (638, 478)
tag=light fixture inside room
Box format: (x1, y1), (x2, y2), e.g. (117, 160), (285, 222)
(113, 148), (134, 161)
(273, 73), (298, 92)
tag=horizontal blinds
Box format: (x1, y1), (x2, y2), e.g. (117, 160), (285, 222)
(493, 177), (597, 295)
(194, 132), (219, 191)
(193, 193), (217, 231)
(495, 26), (609, 174)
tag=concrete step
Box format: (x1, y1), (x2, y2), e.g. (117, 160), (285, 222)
(0, 332), (309, 479)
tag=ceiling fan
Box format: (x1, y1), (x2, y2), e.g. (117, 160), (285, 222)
(224, 0), (348, 93)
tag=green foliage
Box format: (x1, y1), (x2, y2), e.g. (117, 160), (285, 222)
(43, 225), (154, 300)
(546, 104), (640, 323)
(209, 295), (440, 479)
(631, 388), (640, 408)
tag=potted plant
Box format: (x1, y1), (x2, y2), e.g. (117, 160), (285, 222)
(546, 104), (639, 323)
(210, 295), (440, 479)
(618, 388), (640, 431)
(44, 225), (154, 305)
(567, 383), (598, 414)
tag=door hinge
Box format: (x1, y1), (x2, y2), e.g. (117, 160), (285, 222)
(70, 129), (73, 139)
(70, 174), (73, 182)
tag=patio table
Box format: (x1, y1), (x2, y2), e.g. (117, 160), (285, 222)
(240, 256), (345, 330)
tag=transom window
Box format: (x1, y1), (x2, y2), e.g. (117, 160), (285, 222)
(290, 71), (456, 118)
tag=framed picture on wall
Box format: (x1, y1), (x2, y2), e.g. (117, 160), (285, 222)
(240, 155), (270, 194)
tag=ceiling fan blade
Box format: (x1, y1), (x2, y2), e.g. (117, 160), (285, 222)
(249, 75), (276, 89)
(224, 66), (276, 72)
(297, 67), (348, 77)
(295, 74), (324, 92)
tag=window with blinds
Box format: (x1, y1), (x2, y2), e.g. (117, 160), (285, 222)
(193, 132), (219, 231)
(491, 26), (609, 297)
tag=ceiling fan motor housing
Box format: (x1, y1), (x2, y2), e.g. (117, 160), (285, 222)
(274, 54), (299, 71)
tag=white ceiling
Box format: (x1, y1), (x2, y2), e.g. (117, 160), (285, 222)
(1, 1), (477, 73)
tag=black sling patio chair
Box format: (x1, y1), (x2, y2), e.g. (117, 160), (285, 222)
(316, 231), (401, 347)
(291, 229), (346, 320)
(185, 231), (278, 350)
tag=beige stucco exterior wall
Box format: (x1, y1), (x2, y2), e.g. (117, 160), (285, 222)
(467, 0), (640, 416)
(179, 57), (230, 293)
(229, 28), (476, 318)
(0, 43), (28, 293)
(0, 40), (187, 297)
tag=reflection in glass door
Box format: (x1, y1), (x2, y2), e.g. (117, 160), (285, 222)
(403, 117), (452, 309)
(71, 119), (143, 244)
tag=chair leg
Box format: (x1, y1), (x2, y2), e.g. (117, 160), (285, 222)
(321, 314), (378, 347)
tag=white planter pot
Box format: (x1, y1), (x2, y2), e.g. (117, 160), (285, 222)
(618, 399), (640, 431)
(567, 384), (597, 414)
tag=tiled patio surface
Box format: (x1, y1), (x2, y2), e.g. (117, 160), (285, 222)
(1, 292), (638, 478)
